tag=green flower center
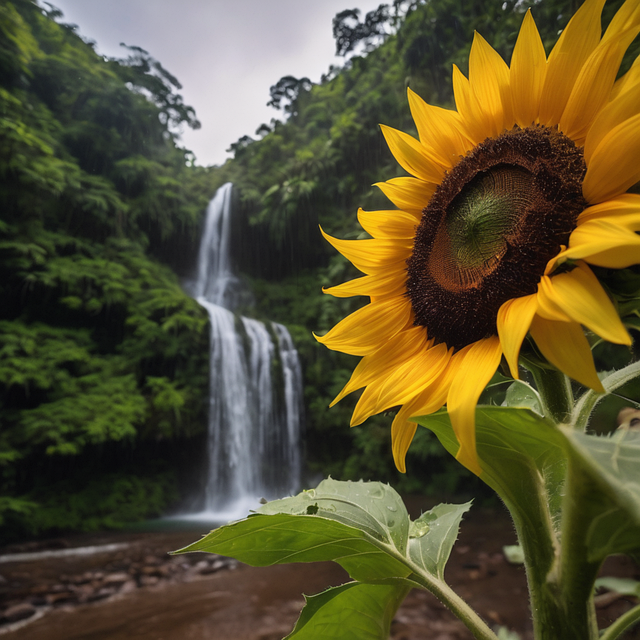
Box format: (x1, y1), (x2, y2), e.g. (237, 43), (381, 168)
(434, 166), (535, 289)
(407, 126), (587, 351)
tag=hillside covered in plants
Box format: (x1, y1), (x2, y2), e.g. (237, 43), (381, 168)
(2, 0), (636, 541)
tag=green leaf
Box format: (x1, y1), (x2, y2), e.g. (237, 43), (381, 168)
(284, 582), (409, 640)
(178, 511), (409, 582)
(502, 380), (542, 414)
(258, 478), (410, 553)
(503, 545), (524, 565)
(415, 407), (567, 528)
(595, 576), (640, 598)
(176, 479), (469, 587)
(416, 407), (640, 565)
(562, 429), (640, 561)
(175, 480), (499, 639)
(408, 502), (471, 581)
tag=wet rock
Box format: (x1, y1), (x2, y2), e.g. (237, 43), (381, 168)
(139, 575), (159, 587)
(140, 565), (168, 578)
(120, 580), (138, 594)
(1, 602), (36, 623)
(102, 572), (130, 587)
(29, 583), (52, 596)
(47, 591), (77, 606)
(86, 587), (117, 602)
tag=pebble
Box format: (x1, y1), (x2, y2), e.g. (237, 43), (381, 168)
(0, 545), (232, 631)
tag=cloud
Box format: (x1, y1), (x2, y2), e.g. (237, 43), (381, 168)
(51, 0), (384, 166)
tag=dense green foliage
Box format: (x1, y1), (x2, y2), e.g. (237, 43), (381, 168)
(0, 0), (219, 540)
(2, 0), (638, 541)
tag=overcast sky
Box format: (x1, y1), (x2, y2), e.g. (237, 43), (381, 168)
(49, 0), (384, 167)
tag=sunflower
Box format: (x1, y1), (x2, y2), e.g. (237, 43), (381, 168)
(317, 0), (640, 475)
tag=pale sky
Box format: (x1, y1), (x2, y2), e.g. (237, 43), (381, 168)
(49, 0), (385, 166)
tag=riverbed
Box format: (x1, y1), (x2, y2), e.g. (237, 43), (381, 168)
(1, 503), (638, 640)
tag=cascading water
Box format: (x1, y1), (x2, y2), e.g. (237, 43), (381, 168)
(190, 183), (303, 520)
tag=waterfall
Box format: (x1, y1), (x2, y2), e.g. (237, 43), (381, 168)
(191, 183), (303, 520)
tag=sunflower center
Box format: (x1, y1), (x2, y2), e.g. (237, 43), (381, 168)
(407, 126), (587, 351)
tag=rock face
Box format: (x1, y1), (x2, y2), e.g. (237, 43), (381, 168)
(0, 532), (237, 633)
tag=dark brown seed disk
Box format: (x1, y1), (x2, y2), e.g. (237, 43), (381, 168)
(406, 125), (587, 351)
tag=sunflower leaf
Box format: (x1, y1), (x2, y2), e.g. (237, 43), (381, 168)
(416, 407), (640, 563)
(174, 480), (470, 593)
(284, 582), (410, 640)
(561, 428), (640, 561)
(416, 407), (567, 529)
(595, 576), (640, 598)
(257, 478), (410, 554)
(502, 380), (543, 414)
(408, 502), (472, 581)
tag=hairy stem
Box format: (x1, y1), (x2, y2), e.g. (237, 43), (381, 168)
(409, 574), (499, 640)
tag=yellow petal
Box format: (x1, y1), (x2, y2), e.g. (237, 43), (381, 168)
(351, 342), (451, 426)
(560, 23), (640, 142)
(529, 316), (604, 391)
(380, 125), (445, 183)
(447, 336), (502, 475)
(407, 88), (473, 168)
(320, 227), (411, 274)
(584, 79), (640, 165)
(330, 326), (429, 406)
(357, 208), (418, 239)
(611, 55), (640, 101)
(391, 348), (468, 473)
(558, 217), (640, 268)
(410, 344), (472, 418)
(497, 294), (538, 379)
(391, 413), (418, 474)
(315, 295), (412, 356)
(541, 263), (631, 345)
(374, 177), (436, 216)
(323, 270), (407, 299)
(539, 0), (607, 125)
(577, 193), (640, 224)
(536, 276), (573, 322)
(582, 113), (640, 203)
(602, 0), (640, 42)
(469, 31), (512, 136)
(452, 64), (485, 144)
(510, 10), (547, 127)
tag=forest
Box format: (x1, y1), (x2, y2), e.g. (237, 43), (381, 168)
(1, 0), (638, 542)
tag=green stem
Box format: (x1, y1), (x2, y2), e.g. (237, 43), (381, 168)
(600, 603), (640, 640)
(526, 363), (573, 424)
(409, 574), (499, 640)
(507, 459), (600, 640)
(572, 359), (640, 431)
(506, 364), (603, 639)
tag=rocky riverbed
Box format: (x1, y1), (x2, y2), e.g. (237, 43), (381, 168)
(0, 506), (638, 639)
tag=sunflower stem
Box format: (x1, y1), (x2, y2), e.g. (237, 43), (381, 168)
(409, 575), (499, 640)
(520, 455), (601, 640)
(524, 363), (573, 424)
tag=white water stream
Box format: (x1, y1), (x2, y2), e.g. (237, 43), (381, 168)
(188, 183), (303, 521)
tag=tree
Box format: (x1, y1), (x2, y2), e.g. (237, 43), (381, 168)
(332, 4), (391, 56)
(266, 75), (312, 115)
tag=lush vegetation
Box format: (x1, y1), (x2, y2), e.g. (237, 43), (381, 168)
(2, 0), (638, 541)
(0, 0), (220, 540)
